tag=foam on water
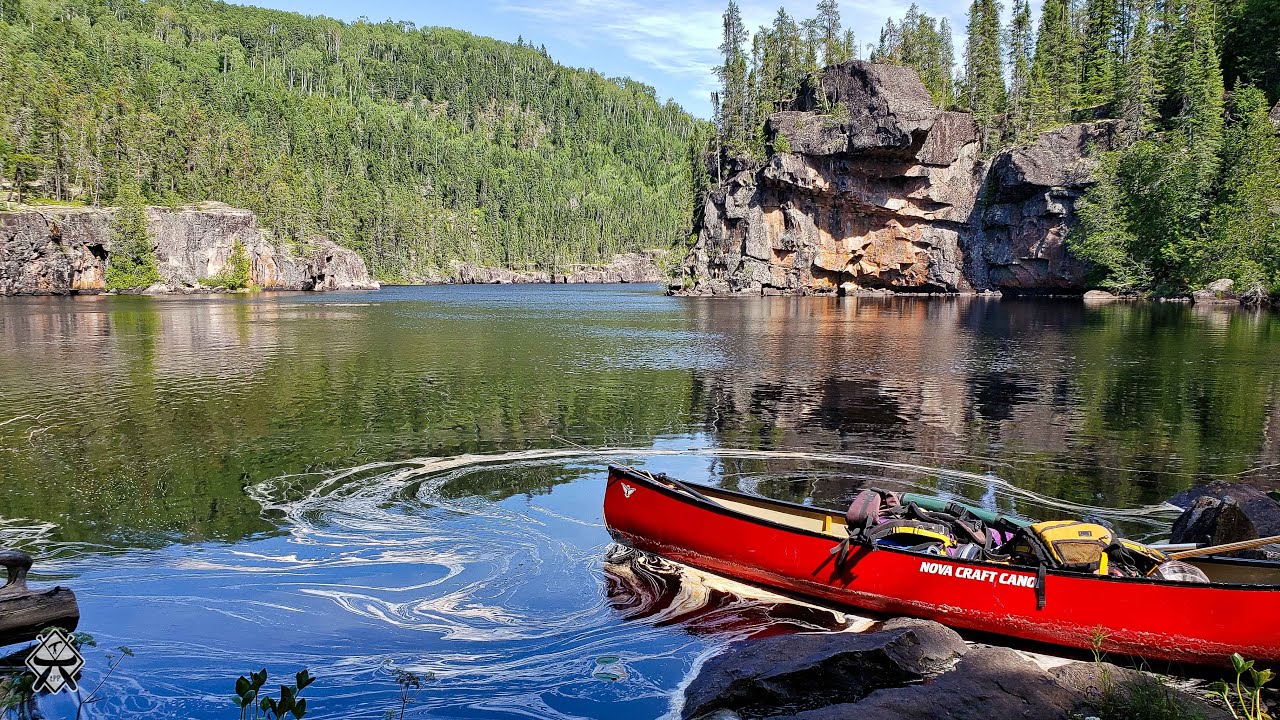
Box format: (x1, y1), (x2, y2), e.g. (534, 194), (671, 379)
(2, 446), (1184, 718)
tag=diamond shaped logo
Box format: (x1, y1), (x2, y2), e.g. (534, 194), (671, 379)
(25, 627), (84, 694)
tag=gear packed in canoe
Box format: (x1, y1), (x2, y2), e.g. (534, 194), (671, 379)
(602, 464), (1280, 666)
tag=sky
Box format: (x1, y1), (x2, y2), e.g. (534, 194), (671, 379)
(252, 0), (1040, 118)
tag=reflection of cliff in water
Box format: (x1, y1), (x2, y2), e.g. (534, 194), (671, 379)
(685, 296), (1280, 509)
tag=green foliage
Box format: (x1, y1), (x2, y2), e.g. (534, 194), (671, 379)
(871, 4), (957, 109)
(962, 0), (1007, 151)
(1093, 675), (1207, 720)
(382, 663), (434, 720)
(1221, 0), (1280, 102)
(235, 668), (314, 720)
(1204, 84), (1280, 292)
(105, 184), (162, 291)
(210, 240), (252, 290)
(0, 0), (704, 278)
(1211, 653), (1274, 720)
(1029, 0), (1081, 130)
(1070, 137), (1212, 293)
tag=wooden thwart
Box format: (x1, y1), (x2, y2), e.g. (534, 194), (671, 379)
(0, 550), (79, 647)
(1168, 534), (1280, 561)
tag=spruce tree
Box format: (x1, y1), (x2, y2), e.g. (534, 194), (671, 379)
(1030, 0), (1081, 129)
(716, 1), (751, 152)
(1116, 0), (1159, 140)
(815, 0), (847, 65)
(1080, 0), (1120, 108)
(1006, 0), (1035, 141)
(962, 0), (1006, 150)
(1206, 83), (1280, 290)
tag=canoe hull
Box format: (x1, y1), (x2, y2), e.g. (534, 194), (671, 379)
(602, 466), (1280, 666)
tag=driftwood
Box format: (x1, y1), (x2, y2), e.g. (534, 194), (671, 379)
(0, 550), (78, 647)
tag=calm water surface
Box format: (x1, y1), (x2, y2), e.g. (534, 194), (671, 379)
(2, 285), (1279, 718)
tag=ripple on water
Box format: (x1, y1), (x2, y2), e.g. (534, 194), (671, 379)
(4, 447), (1185, 719)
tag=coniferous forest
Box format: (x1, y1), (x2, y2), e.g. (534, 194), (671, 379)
(713, 0), (1280, 297)
(0, 0), (710, 280)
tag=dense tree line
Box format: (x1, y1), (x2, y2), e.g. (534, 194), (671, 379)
(0, 0), (708, 280)
(712, 0), (1279, 296)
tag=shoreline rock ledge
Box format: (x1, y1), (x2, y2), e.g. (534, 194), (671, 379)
(680, 618), (1229, 720)
(0, 202), (378, 295)
(672, 60), (1124, 297)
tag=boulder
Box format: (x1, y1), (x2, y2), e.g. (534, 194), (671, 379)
(1169, 496), (1258, 546)
(1168, 481), (1280, 537)
(1083, 290), (1118, 301)
(1271, 100), (1280, 132)
(681, 618), (966, 719)
(1192, 278), (1238, 304)
(761, 648), (1230, 720)
(773, 61), (939, 157)
(989, 121), (1125, 203)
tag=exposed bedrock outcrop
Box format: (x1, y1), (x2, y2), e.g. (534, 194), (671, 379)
(673, 61), (1124, 296)
(0, 203), (377, 294)
(681, 619), (1231, 720)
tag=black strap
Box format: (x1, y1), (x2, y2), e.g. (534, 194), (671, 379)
(1035, 563), (1047, 610)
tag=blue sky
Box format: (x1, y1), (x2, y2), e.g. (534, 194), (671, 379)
(253, 0), (1040, 118)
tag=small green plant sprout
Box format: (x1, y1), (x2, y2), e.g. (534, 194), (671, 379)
(1212, 653), (1274, 720)
(235, 668), (314, 720)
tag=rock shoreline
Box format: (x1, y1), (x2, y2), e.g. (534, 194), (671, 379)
(0, 203), (377, 295)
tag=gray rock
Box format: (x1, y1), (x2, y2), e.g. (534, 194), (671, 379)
(674, 62), (1118, 297)
(0, 204), (377, 294)
(1168, 481), (1280, 537)
(770, 61), (938, 157)
(1271, 100), (1280, 132)
(1083, 290), (1118, 301)
(682, 618), (966, 719)
(1170, 496), (1258, 547)
(1192, 278), (1238, 304)
(990, 121), (1126, 202)
(761, 649), (1230, 720)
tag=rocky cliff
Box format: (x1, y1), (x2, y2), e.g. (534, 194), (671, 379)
(0, 202), (377, 294)
(673, 61), (1124, 296)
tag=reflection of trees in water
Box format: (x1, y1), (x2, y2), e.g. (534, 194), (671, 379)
(685, 296), (1280, 512)
(0, 296), (694, 547)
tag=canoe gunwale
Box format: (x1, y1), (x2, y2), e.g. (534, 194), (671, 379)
(606, 464), (1280, 592)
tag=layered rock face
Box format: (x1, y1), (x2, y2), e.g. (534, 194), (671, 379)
(674, 61), (1123, 296)
(448, 251), (664, 285)
(0, 203), (377, 294)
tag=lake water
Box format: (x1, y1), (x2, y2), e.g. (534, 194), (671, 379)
(1, 285), (1278, 718)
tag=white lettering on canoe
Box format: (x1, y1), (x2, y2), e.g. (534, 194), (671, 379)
(919, 561), (1036, 588)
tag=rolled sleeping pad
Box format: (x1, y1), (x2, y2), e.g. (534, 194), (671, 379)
(900, 493), (1032, 528)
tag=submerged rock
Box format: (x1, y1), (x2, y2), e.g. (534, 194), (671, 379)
(673, 61), (1124, 296)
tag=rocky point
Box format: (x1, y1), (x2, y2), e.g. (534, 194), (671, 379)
(672, 61), (1126, 296)
(0, 202), (378, 294)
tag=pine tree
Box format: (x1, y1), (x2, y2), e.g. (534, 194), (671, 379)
(1161, 0), (1225, 181)
(1206, 83), (1280, 290)
(962, 0), (1006, 150)
(1080, 0), (1120, 108)
(1006, 0), (1035, 141)
(815, 0), (847, 65)
(1030, 0), (1081, 129)
(872, 6), (957, 109)
(105, 183), (162, 291)
(716, 0), (751, 152)
(1116, 0), (1159, 140)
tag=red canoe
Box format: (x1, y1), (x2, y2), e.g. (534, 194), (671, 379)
(603, 465), (1280, 666)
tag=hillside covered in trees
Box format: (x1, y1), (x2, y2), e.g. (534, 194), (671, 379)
(712, 0), (1280, 297)
(0, 0), (708, 281)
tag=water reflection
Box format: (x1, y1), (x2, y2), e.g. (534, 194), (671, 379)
(1, 287), (1279, 718)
